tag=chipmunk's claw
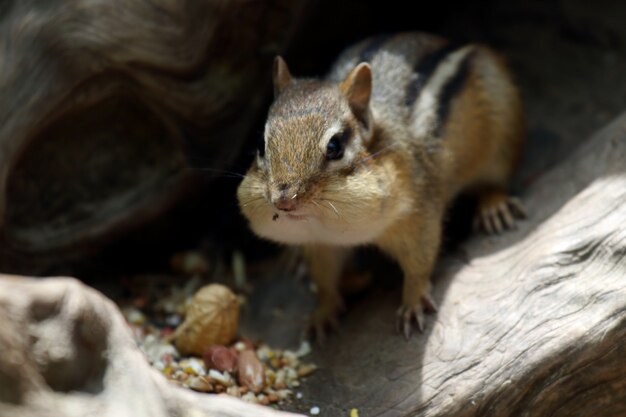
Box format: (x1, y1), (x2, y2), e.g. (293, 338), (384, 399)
(396, 294), (437, 340)
(308, 298), (344, 346)
(474, 192), (526, 234)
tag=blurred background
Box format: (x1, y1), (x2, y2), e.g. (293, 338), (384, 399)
(1, 0), (625, 279)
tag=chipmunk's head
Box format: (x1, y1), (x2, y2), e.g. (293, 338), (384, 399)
(258, 56), (373, 210)
(238, 56), (385, 244)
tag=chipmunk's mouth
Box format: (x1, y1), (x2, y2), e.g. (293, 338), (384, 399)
(271, 212), (310, 222)
(270, 198), (318, 222)
(286, 213), (308, 221)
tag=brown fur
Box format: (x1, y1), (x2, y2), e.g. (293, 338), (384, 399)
(237, 32), (525, 338)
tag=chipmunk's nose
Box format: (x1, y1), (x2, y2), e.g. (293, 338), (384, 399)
(270, 184), (300, 212)
(274, 197), (298, 212)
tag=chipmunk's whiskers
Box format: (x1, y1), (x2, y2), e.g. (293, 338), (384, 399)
(357, 143), (398, 164)
(327, 201), (339, 215)
(241, 196), (266, 207)
(311, 200), (322, 211)
(186, 167), (248, 179)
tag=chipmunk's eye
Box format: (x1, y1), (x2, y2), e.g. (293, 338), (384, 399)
(326, 137), (343, 160)
(257, 136), (265, 158)
(326, 128), (351, 161)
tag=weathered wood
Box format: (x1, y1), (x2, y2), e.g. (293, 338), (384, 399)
(289, 114), (626, 416)
(1, 114), (624, 416)
(0, 275), (305, 417)
(0, 0), (306, 268)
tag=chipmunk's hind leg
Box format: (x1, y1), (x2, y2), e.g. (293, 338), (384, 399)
(473, 189), (526, 234)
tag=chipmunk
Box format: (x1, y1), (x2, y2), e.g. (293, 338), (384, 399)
(237, 32), (525, 340)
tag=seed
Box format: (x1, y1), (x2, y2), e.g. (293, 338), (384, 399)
(297, 363), (317, 377)
(173, 284), (239, 356)
(188, 376), (213, 393)
(237, 350), (266, 393)
(203, 345), (238, 373)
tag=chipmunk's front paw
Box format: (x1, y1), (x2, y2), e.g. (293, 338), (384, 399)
(308, 296), (344, 345)
(396, 293), (437, 340)
(474, 191), (527, 234)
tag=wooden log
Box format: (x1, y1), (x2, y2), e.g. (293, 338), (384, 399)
(291, 114), (626, 416)
(0, 275), (305, 417)
(1, 114), (623, 417)
(0, 0), (306, 268)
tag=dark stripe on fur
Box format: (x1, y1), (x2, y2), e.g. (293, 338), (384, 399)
(404, 43), (462, 107)
(358, 34), (393, 63)
(434, 51), (474, 137)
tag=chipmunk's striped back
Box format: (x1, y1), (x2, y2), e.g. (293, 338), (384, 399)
(328, 32), (524, 197)
(328, 33), (502, 140)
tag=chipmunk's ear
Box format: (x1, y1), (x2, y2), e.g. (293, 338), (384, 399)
(273, 56), (293, 97)
(340, 63), (372, 128)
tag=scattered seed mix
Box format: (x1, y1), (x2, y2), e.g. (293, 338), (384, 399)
(122, 300), (317, 407)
